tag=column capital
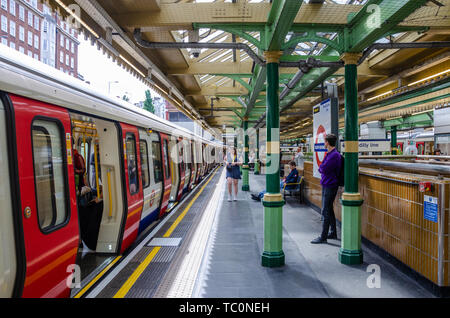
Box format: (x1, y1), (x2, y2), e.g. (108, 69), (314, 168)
(263, 51), (283, 64)
(340, 52), (362, 65)
(243, 116), (249, 121)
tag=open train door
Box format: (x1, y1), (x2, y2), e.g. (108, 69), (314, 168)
(119, 123), (144, 253)
(11, 95), (79, 298)
(159, 133), (172, 216)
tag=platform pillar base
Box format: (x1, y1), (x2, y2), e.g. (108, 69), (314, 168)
(261, 251), (285, 268)
(242, 166), (250, 191)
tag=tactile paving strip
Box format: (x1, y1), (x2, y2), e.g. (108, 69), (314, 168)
(93, 168), (221, 298)
(147, 237), (182, 247)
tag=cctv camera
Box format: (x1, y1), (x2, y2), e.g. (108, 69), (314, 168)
(192, 52), (200, 58)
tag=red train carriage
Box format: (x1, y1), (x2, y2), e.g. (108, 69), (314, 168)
(0, 46), (220, 298)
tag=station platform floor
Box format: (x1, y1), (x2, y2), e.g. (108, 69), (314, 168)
(192, 168), (434, 298)
(78, 166), (436, 298)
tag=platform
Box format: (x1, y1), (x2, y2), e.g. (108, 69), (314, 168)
(193, 170), (434, 298)
(77, 166), (436, 298)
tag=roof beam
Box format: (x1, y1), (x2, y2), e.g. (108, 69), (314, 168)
(347, 0), (429, 52)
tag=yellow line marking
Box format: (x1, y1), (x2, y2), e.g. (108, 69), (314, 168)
(74, 256), (122, 298)
(112, 167), (219, 298)
(163, 168), (218, 238)
(112, 247), (161, 298)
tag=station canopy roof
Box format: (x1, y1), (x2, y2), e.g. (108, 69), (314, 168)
(49, 0), (450, 138)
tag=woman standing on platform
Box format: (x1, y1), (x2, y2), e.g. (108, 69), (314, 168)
(224, 147), (242, 201)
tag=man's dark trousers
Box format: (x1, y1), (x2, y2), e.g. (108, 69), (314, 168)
(320, 186), (338, 240)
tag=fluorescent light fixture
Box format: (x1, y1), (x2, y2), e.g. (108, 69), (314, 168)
(408, 69), (450, 87)
(119, 54), (146, 78)
(55, 0), (99, 38)
(367, 90), (392, 102)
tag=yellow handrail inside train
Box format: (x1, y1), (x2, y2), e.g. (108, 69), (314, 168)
(107, 171), (112, 218)
(94, 142), (101, 199)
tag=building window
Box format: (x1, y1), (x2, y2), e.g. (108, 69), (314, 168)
(18, 46), (23, 53)
(65, 54), (69, 66)
(70, 57), (74, 69)
(9, 0), (15, 16)
(19, 25), (24, 41)
(31, 0), (37, 8)
(1, 37), (7, 46)
(28, 12), (33, 27)
(71, 42), (74, 53)
(34, 15), (39, 31)
(65, 38), (68, 50)
(33, 53), (38, 60)
(59, 51), (63, 63)
(27, 30), (32, 46)
(27, 50), (32, 57)
(19, 5), (24, 21)
(9, 42), (14, 49)
(34, 34), (38, 49)
(43, 20), (47, 33)
(1, 0), (7, 10)
(43, 38), (47, 50)
(9, 20), (15, 37)
(59, 34), (63, 47)
(1, 15), (7, 33)
(43, 57), (47, 64)
(31, 120), (68, 232)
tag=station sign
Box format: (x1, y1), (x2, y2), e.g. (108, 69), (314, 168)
(313, 98), (338, 178)
(340, 139), (391, 153)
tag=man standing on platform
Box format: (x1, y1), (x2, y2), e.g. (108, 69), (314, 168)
(311, 133), (342, 244)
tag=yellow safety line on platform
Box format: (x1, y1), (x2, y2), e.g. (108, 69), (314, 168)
(74, 256), (122, 298)
(112, 167), (219, 298)
(163, 168), (218, 238)
(113, 247), (161, 298)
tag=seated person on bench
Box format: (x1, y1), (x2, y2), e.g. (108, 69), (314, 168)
(251, 161), (299, 201)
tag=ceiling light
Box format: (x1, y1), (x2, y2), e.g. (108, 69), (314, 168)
(408, 69), (450, 87)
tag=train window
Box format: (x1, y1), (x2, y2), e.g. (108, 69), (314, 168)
(126, 133), (139, 195)
(139, 140), (150, 189)
(163, 140), (170, 180)
(152, 141), (163, 183)
(31, 119), (68, 232)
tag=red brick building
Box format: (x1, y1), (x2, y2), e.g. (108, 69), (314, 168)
(0, 0), (79, 78)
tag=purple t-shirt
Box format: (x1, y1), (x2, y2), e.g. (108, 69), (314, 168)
(319, 148), (342, 188)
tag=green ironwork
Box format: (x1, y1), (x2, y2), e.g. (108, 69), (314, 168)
(391, 125), (397, 155)
(242, 119), (250, 191)
(339, 56), (363, 265)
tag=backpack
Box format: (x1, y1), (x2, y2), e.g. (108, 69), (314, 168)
(338, 153), (345, 187)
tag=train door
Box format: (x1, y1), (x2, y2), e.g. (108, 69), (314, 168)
(197, 141), (204, 182)
(168, 136), (180, 204)
(159, 133), (172, 216)
(11, 95), (78, 298)
(177, 138), (186, 201)
(189, 140), (196, 189)
(120, 123), (144, 253)
(71, 115), (125, 255)
(183, 139), (191, 194)
(0, 94), (19, 298)
(138, 129), (163, 233)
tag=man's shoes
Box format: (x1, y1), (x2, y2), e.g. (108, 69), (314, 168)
(310, 237), (327, 244)
(251, 194), (261, 201)
(327, 233), (338, 240)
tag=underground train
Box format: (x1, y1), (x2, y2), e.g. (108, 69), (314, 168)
(0, 46), (221, 298)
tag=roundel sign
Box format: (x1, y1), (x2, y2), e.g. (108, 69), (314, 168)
(314, 124), (327, 166)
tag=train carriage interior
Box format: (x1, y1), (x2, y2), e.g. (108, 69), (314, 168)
(70, 113), (125, 282)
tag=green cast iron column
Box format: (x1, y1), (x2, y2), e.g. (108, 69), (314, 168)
(391, 126), (398, 155)
(254, 128), (260, 175)
(339, 53), (364, 265)
(261, 51), (285, 268)
(242, 118), (250, 191)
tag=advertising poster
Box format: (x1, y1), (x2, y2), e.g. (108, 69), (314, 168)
(313, 99), (338, 178)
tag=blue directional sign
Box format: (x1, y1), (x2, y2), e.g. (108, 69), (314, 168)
(423, 195), (438, 223)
